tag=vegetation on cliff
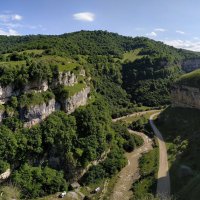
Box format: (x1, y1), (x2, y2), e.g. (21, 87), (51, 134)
(156, 107), (200, 200)
(0, 31), (200, 198)
(176, 68), (200, 89)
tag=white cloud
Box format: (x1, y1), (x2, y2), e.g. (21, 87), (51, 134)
(154, 28), (166, 32)
(0, 14), (22, 22)
(12, 14), (22, 21)
(0, 28), (19, 36)
(146, 31), (157, 37)
(176, 30), (185, 35)
(164, 39), (200, 52)
(73, 12), (95, 22)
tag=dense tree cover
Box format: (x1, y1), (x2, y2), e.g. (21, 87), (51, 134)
(82, 146), (127, 185)
(1, 31), (200, 198)
(86, 54), (136, 117)
(129, 116), (153, 136)
(122, 56), (183, 106)
(0, 97), (140, 198)
(12, 164), (67, 198)
(112, 122), (143, 152)
(0, 160), (10, 174)
(0, 59), (56, 87)
(0, 30), (199, 109)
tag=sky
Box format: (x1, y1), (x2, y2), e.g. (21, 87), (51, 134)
(1, 0), (200, 51)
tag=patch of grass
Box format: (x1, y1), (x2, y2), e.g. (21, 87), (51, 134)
(122, 49), (143, 62)
(36, 55), (79, 72)
(132, 148), (159, 200)
(0, 104), (4, 111)
(121, 110), (159, 125)
(57, 62), (79, 72)
(22, 49), (44, 55)
(0, 60), (26, 67)
(64, 83), (86, 97)
(0, 185), (20, 200)
(176, 68), (200, 88)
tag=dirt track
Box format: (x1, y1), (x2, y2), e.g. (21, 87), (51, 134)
(110, 129), (153, 200)
(149, 113), (170, 198)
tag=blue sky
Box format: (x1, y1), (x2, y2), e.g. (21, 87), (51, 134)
(1, 0), (200, 51)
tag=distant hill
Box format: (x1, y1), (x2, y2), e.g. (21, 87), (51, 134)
(1, 30), (200, 108)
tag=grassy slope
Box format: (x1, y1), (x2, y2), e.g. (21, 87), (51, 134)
(36, 55), (80, 72)
(176, 68), (200, 88)
(155, 107), (200, 200)
(122, 49), (143, 62)
(0, 60), (26, 67)
(64, 82), (86, 97)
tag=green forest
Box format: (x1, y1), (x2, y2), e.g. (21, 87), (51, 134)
(0, 30), (200, 199)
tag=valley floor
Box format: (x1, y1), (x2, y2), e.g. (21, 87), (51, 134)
(110, 129), (153, 200)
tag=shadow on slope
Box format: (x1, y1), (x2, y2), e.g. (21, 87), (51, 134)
(155, 106), (200, 200)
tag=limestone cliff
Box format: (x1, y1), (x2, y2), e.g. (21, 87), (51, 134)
(24, 81), (49, 93)
(181, 59), (200, 72)
(0, 70), (83, 104)
(20, 99), (59, 128)
(20, 86), (90, 127)
(0, 84), (19, 104)
(62, 87), (90, 114)
(171, 85), (200, 109)
(52, 71), (78, 88)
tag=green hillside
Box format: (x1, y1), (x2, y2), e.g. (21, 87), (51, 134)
(176, 68), (200, 88)
(0, 31), (200, 199)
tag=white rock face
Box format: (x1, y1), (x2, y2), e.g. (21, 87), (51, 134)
(0, 169), (11, 183)
(0, 84), (17, 104)
(24, 81), (49, 93)
(0, 81), (48, 104)
(58, 71), (78, 86)
(171, 85), (200, 109)
(62, 87), (90, 114)
(22, 99), (59, 128)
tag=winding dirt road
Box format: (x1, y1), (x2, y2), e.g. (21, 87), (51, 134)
(110, 129), (153, 200)
(149, 113), (171, 198)
(109, 111), (170, 200)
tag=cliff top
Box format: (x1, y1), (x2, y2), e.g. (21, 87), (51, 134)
(176, 69), (200, 88)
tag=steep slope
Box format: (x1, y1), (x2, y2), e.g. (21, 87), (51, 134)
(171, 69), (200, 109)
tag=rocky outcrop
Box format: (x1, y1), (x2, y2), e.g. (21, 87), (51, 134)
(0, 81), (48, 104)
(181, 59), (200, 72)
(24, 81), (48, 93)
(58, 71), (78, 86)
(0, 69), (86, 104)
(0, 84), (19, 104)
(21, 99), (60, 128)
(0, 169), (11, 183)
(62, 87), (90, 114)
(171, 85), (200, 109)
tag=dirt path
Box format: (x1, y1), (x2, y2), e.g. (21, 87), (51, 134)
(112, 110), (160, 122)
(110, 129), (153, 200)
(149, 113), (170, 198)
